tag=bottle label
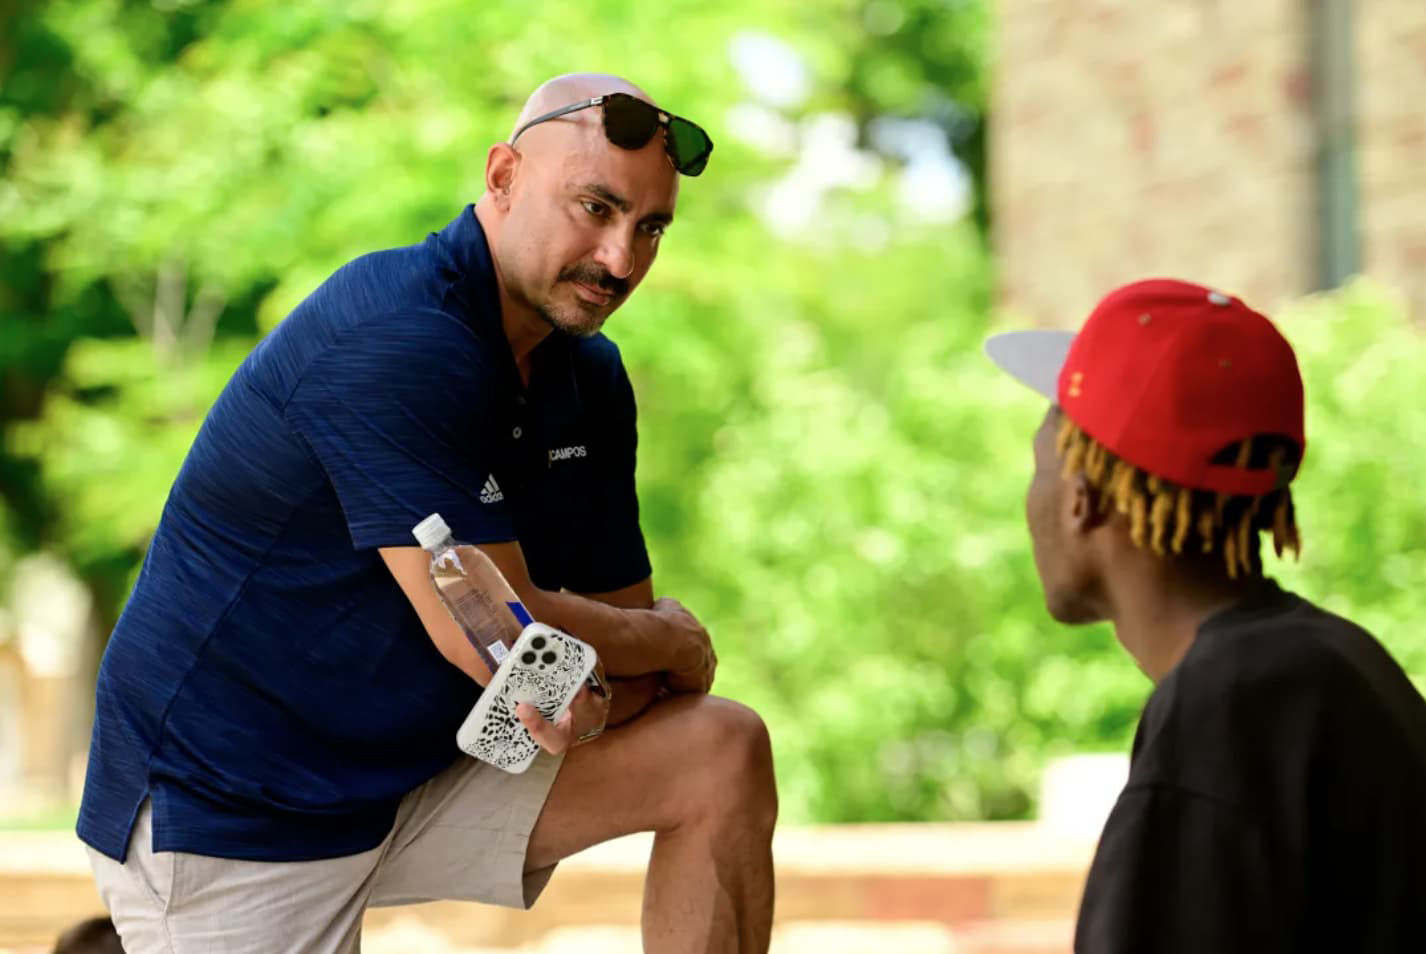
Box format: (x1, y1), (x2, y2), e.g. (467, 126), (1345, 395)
(447, 588), (511, 673)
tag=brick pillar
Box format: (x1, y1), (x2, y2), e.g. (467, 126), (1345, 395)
(1357, 0), (1426, 320)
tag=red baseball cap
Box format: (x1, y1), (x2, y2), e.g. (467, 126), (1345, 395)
(986, 278), (1306, 496)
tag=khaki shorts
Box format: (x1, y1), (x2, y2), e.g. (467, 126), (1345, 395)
(87, 751), (563, 954)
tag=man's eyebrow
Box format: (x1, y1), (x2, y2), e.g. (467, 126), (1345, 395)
(577, 181), (674, 227)
(578, 182), (631, 213)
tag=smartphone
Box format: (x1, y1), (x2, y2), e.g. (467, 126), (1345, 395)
(455, 622), (598, 773)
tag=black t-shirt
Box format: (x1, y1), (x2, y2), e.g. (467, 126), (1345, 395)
(1077, 583), (1426, 952)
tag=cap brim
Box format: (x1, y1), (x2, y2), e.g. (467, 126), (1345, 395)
(984, 330), (1075, 403)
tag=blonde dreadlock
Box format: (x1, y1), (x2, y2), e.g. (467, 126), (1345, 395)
(1056, 416), (1301, 579)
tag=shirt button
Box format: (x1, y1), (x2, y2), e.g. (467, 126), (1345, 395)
(512, 426), (523, 439)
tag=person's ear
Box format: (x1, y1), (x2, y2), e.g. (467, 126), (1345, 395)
(485, 143), (519, 209)
(1065, 473), (1111, 536)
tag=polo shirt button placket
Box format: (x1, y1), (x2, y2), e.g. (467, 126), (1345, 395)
(513, 393), (528, 442)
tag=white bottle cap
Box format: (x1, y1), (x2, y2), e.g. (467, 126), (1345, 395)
(412, 513), (452, 550)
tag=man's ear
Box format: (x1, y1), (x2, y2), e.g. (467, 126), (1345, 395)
(485, 142), (519, 209)
(1065, 472), (1111, 536)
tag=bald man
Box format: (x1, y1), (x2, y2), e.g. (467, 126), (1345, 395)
(79, 74), (775, 954)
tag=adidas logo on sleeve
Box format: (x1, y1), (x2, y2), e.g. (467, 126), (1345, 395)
(479, 475), (504, 504)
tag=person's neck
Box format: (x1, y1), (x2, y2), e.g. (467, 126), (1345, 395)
(1102, 556), (1274, 683)
(475, 200), (553, 385)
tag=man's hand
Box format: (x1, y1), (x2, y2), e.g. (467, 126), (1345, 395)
(515, 659), (612, 755)
(655, 597), (717, 694)
(607, 673), (665, 726)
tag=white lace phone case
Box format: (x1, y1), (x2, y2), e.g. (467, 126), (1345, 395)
(456, 622), (598, 774)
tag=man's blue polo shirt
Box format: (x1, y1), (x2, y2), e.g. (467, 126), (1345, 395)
(77, 206), (651, 863)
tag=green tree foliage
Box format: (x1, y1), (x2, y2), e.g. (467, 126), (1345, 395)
(1269, 284), (1426, 686)
(2, 0), (987, 621)
(3, 1), (1423, 825)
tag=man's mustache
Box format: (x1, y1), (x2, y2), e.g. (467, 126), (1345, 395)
(558, 264), (629, 299)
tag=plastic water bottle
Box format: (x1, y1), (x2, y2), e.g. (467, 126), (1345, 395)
(412, 513), (533, 676)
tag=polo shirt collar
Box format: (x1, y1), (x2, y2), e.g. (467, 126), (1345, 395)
(434, 205), (572, 393)
(435, 204), (503, 338)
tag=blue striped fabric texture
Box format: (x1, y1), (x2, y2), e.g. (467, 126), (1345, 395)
(78, 207), (650, 863)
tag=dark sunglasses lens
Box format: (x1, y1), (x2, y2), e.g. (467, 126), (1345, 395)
(602, 94), (659, 149)
(667, 118), (712, 175)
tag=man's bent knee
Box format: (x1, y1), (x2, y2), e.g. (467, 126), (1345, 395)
(677, 696), (778, 830)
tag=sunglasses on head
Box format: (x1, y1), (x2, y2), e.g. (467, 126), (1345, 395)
(510, 92), (713, 177)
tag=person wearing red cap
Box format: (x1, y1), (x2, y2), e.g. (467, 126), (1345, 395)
(988, 278), (1426, 952)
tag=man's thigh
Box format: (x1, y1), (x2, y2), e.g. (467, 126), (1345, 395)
(88, 801), (379, 954)
(524, 693), (771, 870)
(368, 749), (565, 910)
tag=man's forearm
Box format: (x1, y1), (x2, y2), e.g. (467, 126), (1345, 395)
(524, 589), (681, 677)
